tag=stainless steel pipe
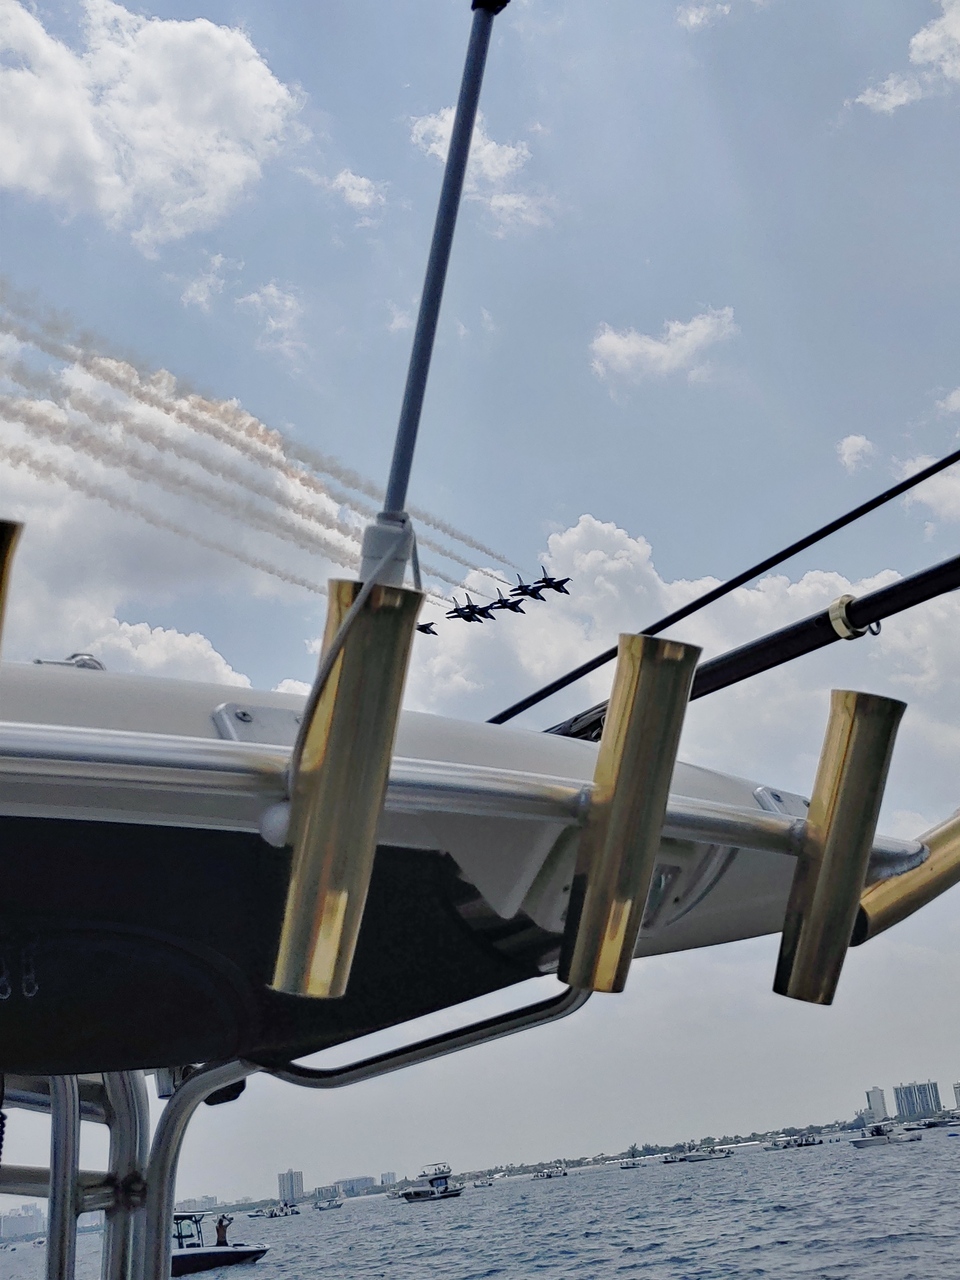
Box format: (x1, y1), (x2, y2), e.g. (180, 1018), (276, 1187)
(559, 634), (701, 992)
(852, 808), (960, 945)
(46, 1075), (80, 1280)
(774, 690), (905, 1004)
(272, 580), (422, 998)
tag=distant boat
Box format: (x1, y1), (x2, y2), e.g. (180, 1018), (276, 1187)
(619, 1158), (643, 1169)
(532, 1164), (568, 1179)
(664, 1147), (732, 1164)
(171, 1214), (267, 1275)
(473, 1178), (494, 1188)
(764, 1134), (823, 1150)
(314, 1197), (344, 1211)
(850, 1124), (922, 1149)
(401, 1163), (464, 1203)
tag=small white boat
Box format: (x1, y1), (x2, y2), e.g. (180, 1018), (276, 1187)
(683, 1148), (733, 1163)
(619, 1158), (643, 1169)
(401, 1163), (464, 1203)
(314, 1197), (344, 1211)
(851, 1124), (922, 1149)
(171, 1214), (267, 1275)
(764, 1134), (823, 1150)
(532, 1164), (568, 1179)
(472, 1178), (494, 1188)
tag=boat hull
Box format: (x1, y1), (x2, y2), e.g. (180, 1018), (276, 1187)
(171, 1245), (267, 1274)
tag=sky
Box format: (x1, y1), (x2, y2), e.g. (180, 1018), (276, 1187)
(0, 0), (958, 1203)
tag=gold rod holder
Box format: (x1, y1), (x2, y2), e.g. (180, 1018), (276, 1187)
(271, 579), (422, 998)
(852, 809), (960, 945)
(774, 689), (905, 1005)
(0, 520), (23, 651)
(559, 634), (701, 993)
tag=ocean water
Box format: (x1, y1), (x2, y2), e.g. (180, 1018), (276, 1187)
(2, 1132), (958, 1279)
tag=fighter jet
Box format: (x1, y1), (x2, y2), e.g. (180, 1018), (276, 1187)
(534, 565), (571, 595)
(446, 594), (497, 623)
(509, 574), (547, 602)
(492, 589), (525, 614)
(416, 622), (438, 636)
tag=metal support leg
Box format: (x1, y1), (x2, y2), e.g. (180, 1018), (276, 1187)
(141, 1062), (257, 1280)
(47, 1075), (80, 1280)
(101, 1072), (150, 1280)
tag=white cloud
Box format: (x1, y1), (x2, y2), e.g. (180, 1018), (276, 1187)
(676, 1), (770, 32)
(405, 513), (959, 829)
(855, 1), (960, 113)
(273, 677), (311, 696)
(0, 0), (302, 251)
(180, 252), (241, 312)
(900, 455), (960, 522)
(836, 433), (875, 473)
(411, 107), (550, 234)
(387, 303), (414, 333)
(936, 386), (960, 413)
(677, 4), (731, 31)
(236, 282), (305, 360)
(590, 307), (738, 382)
(327, 168), (385, 212)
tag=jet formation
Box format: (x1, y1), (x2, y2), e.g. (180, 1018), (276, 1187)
(422, 566), (571, 634)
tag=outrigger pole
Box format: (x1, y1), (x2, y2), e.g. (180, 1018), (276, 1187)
(272, 1), (512, 1001)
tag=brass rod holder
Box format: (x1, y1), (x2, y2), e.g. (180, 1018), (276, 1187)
(852, 809), (960, 945)
(774, 689), (905, 1005)
(559, 634), (701, 993)
(0, 520), (23, 652)
(271, 579), (422, 998)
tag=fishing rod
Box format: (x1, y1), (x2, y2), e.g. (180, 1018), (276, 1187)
(547, 550), (960, 741)
(489, 443), (960, 725)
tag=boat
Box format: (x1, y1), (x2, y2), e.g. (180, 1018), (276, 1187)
(1, 4), (958, 1280)
(850, 1124), (922, 1149)
(764, 1134), (823, 1150)
(619, 1158), (643, 1169)
(400, 1163), (464, 1203)
(314, 1197), (344, 1211)
(472, 1178), (494, 1188)
(664, 1147), (732, 1163)
(532, 1164), (568, 1179)
(171, 1214), (267, 1275)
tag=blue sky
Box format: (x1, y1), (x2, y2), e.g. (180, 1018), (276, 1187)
(1, 0), (958, 1200)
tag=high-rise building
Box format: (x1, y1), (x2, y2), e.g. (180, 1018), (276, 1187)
(0, 1203), (46, 1239)
(381, 1172), (397, 1186)
(865, 1087), (888, 1122)
(893, 1081), (942, 1119)
(337, 1176), (376, 1197)
(278, 1169), (304, 1203)
(954, 1082), (960, 1111)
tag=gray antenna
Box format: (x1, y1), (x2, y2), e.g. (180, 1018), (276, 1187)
(359, 1), (511, 586)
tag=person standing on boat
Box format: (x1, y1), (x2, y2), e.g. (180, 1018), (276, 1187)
(215, 1215), (232, 1247)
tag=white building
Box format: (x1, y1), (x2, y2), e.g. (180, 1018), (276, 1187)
(278, 1169), (304, 1203)
(1, 1203), (46, 1239)
(865, 1087), (888, 1122)
(954, 1082), (960, 1111)
(381, 1172), (397, 1185)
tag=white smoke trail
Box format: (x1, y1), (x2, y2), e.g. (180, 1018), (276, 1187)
(1, 393), (362, 571)
(0, 288), (517, 568)
(0, 320), (504, 586)
(1, 384), (470, 593)
(0, 440), (328, 596)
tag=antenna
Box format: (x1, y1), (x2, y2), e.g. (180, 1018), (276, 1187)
(360, 1), (510, 586)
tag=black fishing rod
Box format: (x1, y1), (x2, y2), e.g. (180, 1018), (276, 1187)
(489, 444), (960, 725)
(547, 551), (960, 742)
